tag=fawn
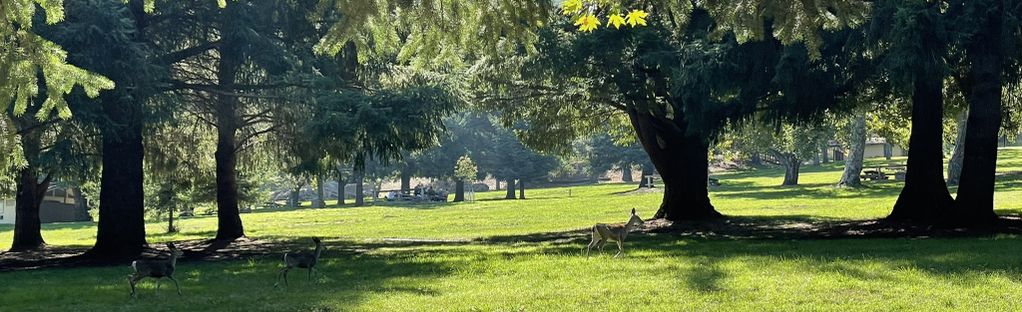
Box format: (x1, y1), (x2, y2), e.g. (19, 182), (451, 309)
(275, 237), (325, 287)
(128, 243), (184, 297)
(584, 208), (644, 257)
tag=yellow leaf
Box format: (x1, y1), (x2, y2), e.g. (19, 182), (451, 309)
(561, 0), (583, 16)
(625, 9), (648, 27)
(574, 14), (600, 32)
(608, 14), (625, 29)
(218, 0), (227, 8)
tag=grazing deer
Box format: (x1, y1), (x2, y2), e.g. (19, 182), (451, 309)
(128, 243), (184, 298)
(275, 237), (325, 288)
(584, 208), (644, 257)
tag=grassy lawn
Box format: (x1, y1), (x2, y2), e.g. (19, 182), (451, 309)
(2, 148), (1022, 311)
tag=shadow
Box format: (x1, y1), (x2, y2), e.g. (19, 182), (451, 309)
(714, 183), (901, 200)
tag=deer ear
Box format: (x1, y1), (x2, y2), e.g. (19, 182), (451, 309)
(631, 208), (636, 215)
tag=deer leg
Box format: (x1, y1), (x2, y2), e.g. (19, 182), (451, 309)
(168, 276), (182, 296)
(282, 268), (290, 287)
(156, 278), (162, 294)
(614, 240), (624, 258)
(597, 239), (606, 252)
(128, 275), (139, 298)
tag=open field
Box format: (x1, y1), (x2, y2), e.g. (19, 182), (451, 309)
(2, 148), (1022, 311)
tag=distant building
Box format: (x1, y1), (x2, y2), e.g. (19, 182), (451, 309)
(0, 186), (91, 225)
(827, 137), (907, 161)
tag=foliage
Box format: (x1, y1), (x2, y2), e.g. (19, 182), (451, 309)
(453, 155), (477, 182)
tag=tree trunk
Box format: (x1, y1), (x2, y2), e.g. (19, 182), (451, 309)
(167, 205), (177, 233)
(212, 45), (244, 242)
(355, 169), (365, 206)
(954, 2), (1003, 224)
(89, 94), (147, 259)
(518, 179), (525, 199)
(637, 165), (655, 188)
(505, 178), (516, 199)
(9, 124), (49, 252)
(812, 151), (821, 166)
(10, 170), (50, 252)
(884, 143), (893, 160)
(838, 112), (867, 187)
(947, 109), (968, 185)
(820, 144), (830, 163)
(780, 154), (801, 186)
(288, 184), (301, 208)
(400, 171), (411, 194)
(627, 108), (721, 221)
(312, 175), (326, 208)
(888, 73), (954, 222)
(453, 179), (465, 202)
(495, 179), (501, 191)
(336, 168), (345, 205)
(620, 165), (634, 182)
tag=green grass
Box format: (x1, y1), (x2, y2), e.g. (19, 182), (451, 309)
(2, 147), (1022, 311)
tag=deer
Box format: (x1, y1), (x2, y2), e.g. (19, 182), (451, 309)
(128, 243), (184, 298)
(583, 208), (644, 258)
(275, 237), (325, 288)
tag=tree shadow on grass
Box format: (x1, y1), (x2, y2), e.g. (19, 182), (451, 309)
(0, 240), (459, 311)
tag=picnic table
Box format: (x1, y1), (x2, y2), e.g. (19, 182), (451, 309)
(861, 164), (907, 181)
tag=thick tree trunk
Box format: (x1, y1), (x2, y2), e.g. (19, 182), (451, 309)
(454, 180), (465, 202)
(637, 165), (655, 188)
(627, 108), (721, 221)
(820, 144), (830, 163)
(355, 169), (365, 206)
(781, 155), (801, 186)
(838, 112), (867, 187)
(518, 179), (525, 199)
(400, 171), (411, 194)
(888, 74), (954, 222)
(312, 175), (326, 208)
(884, 143), (894, 160)
(10, 169), (49, 251)
(750, 153), (764, 166)
(947, 109), (968, 186)
(954, 3), (1004, 224)
(213, 47), (244, 241)
(89, 94), (147, 259)
(505, 178), (516, 199)
(10, 125), (48, 252)
(620, 165), (634, 182)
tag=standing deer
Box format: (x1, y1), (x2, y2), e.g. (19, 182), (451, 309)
(584, 208), (644, 257)
(275, 237), (325, 288)
(128, 243), (184, 298)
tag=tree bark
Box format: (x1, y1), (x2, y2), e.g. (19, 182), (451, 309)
(954, 2), (1004, 224)
(400, 171), (411, 194)
(637, 165), (655, 188)
(518, 179), (525, 199)
(888, 73), (954, 222)
(453, 179), (465, 202)
(820, 144), (830, 163)
(89, 93), (147, 259)
(947, 109), (968, 186)
(9, 123), (49, 252)
(355, 169), (365, 206)
(212, 51), (245, 241)
(312, 175), (326, 208)
(505, 178), (516, 199)
(838, 112), (867, 187)
(620, 165), (633, 182)
(627, 108), (721, 221)
(779, 153), (801, 186)
(11, 170), (50, 252)
(336, 168), (345, 205)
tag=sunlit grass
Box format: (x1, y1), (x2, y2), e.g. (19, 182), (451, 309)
(2, 148), (1022, 311)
